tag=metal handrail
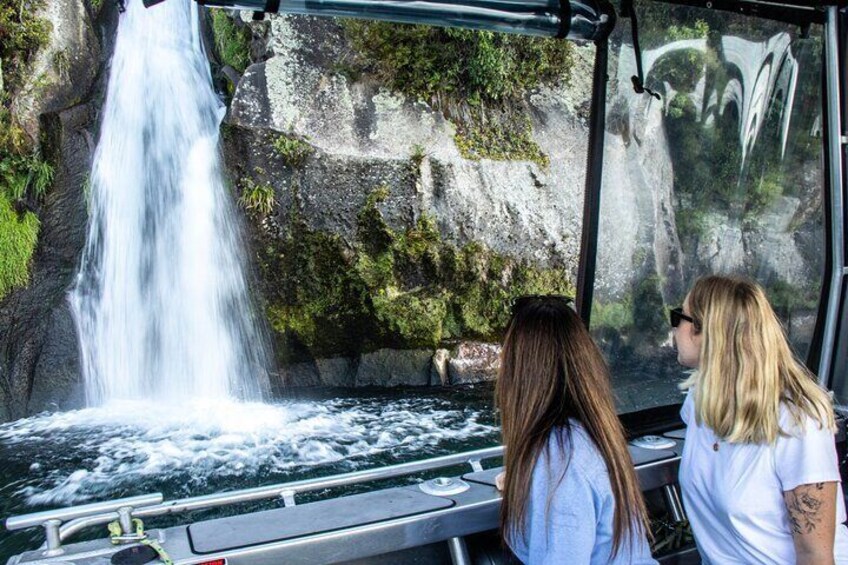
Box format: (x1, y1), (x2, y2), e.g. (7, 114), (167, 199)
(5, 493), (163, 531)
(5, 445), (504, 547)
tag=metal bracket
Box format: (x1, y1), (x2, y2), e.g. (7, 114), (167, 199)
(467, 459), (483, 473)
(42, 519), (64, 557)
(280, 490), (297, 507)
(841, 135), (848, 145)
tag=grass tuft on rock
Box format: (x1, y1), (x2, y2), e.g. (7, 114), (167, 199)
(210, 8), (252, 74)
(272, 135), (313, 168)
(0, 192), (39, 297)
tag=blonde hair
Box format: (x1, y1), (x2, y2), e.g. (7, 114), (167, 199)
(680, 275), (833, 444)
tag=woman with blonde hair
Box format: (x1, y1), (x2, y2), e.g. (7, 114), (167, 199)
(673, 275), (848, 564)
(496, 296), (656, 564)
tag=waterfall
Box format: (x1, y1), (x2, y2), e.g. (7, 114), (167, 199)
(69, 0), (270, 405)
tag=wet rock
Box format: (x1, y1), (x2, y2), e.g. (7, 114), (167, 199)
(430, 348), (450, 386)
(448, 342), (501, 385)
(278, 361), (321, 388)
(29, 304), (84, 413)
(0, 103), (95, 420)
(355, 349), (432, 387)
(316, 357), (356, 388)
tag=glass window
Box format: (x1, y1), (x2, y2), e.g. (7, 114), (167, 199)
(592, 2), (826, 413)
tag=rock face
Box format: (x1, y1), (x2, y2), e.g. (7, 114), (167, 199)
(0, 104), (95, 420)
(448, 342), (501, 385)
(227, 15), (591, 269)
(223, 14), (593, 387)
(11, 0), (102, 140)
(0, 1), (116, 420)
(355, 349), (433, 387)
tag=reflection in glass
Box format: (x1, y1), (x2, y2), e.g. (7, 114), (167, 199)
(594, 3), (824, 413)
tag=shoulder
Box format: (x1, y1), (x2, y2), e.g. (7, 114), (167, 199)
(777, 402), (833, 439)
(774, 402), (839, 491)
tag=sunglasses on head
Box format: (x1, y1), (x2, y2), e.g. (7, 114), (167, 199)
(511, 294), (574, 316)
(669, 307), (697, 329)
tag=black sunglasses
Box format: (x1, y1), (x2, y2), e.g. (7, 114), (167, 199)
(511, 295), (574, 315)
(669, 307), (697, 329)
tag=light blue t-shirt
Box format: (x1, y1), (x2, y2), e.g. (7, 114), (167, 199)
(506, 422), (657, 565)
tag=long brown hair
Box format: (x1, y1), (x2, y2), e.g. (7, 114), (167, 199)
(681, 275), (834, 444)
(496, 297), (649, 556)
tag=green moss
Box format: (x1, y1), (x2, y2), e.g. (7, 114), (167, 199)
(591, 298), (634, 331)
(210, 8), (252, 74)
(0, 192), (39, 298)
(239, 184), (275, 216)
(454, 110), (548, 167)
(0, 0), (55, 300)
(0, 0), (52, 95)
(342, 22), (573, 107)
(261, 185), (575, 359)
(272, 135), (313, 168)
(372, 290), (447, 348)
(675, 208), (708, 245)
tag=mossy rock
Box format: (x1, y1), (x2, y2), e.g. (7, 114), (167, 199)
(259, 185), (575, 362)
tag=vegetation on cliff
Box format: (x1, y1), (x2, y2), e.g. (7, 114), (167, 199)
(0, 0), (54, 299)
(342, 21), (572, 167)
(210, 8), (252, 74)
(258, 185), (574, 361)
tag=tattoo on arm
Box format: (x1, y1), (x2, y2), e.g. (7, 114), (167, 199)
(786, 483), (825, 535)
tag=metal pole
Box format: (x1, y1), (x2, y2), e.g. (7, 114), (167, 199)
(576, 37), (610, 324)
(662, 485), (686, 524)
(447, 536), (471, 565)
(818, 5), (846, 388)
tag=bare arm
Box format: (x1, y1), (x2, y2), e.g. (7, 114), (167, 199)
(784, 482), (838, 565)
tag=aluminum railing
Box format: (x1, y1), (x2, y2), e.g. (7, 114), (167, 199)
(5, 445), (504, 555)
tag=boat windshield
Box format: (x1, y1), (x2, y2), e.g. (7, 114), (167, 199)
(595, 1), (826, 413)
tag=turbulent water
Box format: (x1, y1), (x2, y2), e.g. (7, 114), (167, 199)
(69, 0), (269, 404)
(0, 1), (504, 561)
(0, 390), (499, 560)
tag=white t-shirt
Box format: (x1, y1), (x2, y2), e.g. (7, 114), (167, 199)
(679, 390), (848, 564)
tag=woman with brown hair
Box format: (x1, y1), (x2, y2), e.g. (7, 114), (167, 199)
(673, 275), (848, 564)
(496, 296), (656, 564)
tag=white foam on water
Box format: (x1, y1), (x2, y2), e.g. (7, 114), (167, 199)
(0, 398), (497, 507)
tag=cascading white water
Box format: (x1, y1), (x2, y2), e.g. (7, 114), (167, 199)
(70, 0), (270, 405)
